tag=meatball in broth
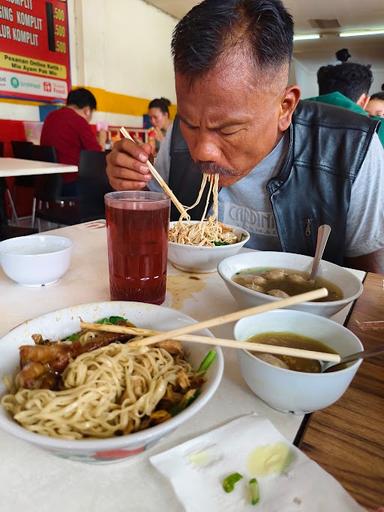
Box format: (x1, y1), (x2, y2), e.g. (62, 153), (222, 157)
(232, 267), (343, 302)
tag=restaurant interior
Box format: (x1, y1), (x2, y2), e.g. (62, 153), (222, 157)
(0, 1), (383, 511)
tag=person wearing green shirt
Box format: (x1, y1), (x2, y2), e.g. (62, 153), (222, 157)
(307, 62), (384, 146)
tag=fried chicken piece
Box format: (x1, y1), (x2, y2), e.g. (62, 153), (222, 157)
(150, 410), (172, 424)
(176, 370), (190, 390)
(17, 331), (136, 390)
(19, 344), (73, 372)
(156, 339), (184, 356)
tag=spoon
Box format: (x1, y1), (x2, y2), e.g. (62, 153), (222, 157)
(309, 224), (332, 281)
(322, 345), (384, 373)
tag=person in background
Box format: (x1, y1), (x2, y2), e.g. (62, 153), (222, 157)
(308, 62), (384, 145)
(40, 87), (101, 196)
(147, 97), (172, 155)
(366, 87), (384, 118)
(107, 0), (384, 274)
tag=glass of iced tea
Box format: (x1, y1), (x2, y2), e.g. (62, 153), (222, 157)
(105, 191), (170, 304)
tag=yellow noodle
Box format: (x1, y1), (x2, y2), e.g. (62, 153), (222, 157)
(1, 343), (193, 440)
(168, 173), (239, 247)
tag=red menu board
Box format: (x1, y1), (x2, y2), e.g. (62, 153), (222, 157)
(0, 0), (70, 102)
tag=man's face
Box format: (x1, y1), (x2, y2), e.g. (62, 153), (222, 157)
(366, 98), (384, 118)
(175, 53), (299, 186)
(148, 107), (168, 129)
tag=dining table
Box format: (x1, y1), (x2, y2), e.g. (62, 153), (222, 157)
(0, 157), (78, 226)
(0, 220), (382, 512)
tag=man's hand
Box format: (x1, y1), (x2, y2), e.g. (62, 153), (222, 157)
(106, 139), (153, 190)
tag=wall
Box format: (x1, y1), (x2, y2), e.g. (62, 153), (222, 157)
(292, 41), (384, 101)
(0, 0), (177, 127)
(291, 58), (318, 99)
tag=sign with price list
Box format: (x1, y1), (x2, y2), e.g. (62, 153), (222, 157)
(0, 0), (70, 101)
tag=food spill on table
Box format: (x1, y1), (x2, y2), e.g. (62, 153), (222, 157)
(167, 274), (207, 309)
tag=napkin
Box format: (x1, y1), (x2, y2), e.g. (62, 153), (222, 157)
(150, 414), (364, 512)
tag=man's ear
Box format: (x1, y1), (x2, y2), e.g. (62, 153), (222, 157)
(82, 106), (92, 121)
(278, 85), (301, 132)
(356, 93), (370, 110)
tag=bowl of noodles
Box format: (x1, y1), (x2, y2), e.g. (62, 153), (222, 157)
(0, 302), (224, 464)
(168, 219), (250, 273)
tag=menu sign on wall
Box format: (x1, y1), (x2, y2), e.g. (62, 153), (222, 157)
(0, 0), (70, 101)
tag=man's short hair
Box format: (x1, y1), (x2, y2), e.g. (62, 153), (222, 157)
(370, 88), (384, 102)
(66, 88), (97, 110)
(171, 0), (293, 77)
(148, 97), (171, 115)
(317, 63), (373, 103)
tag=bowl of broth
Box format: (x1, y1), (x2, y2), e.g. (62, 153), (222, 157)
(217, 251), (363, 317)
(234, 310), (363, 414)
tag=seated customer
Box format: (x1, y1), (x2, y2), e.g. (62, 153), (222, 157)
(107, 0), (384, 274)
(147, 97), (172, 156)
(308, 62), (384, 145)
(366, 88), (384, 118)
(40, 88), (101, 196)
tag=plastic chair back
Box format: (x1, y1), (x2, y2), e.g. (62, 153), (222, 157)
(78, 150), (112, 222)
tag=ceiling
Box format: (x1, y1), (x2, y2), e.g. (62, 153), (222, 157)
(145, 0), (384, 70)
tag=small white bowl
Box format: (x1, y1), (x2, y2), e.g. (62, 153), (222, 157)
(168, 221), (250, 273)
(0, 235), (72, 286)
(234, 310), (363, 414)
(0, 301), (224, 463)
(218, 251), (363, 317)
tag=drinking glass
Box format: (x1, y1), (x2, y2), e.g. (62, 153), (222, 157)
(105, 191), (170, 304)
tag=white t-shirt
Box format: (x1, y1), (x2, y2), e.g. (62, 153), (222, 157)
(152, 128), (384, 257)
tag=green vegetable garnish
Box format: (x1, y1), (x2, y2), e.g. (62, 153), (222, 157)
(249, 478), (260, 505)
(170, 389), (200, 416)
(213, 240), (230, 246)
(64, 332), (80, 342)
(96, 316), (126, 325)
(222, 473), (243, 493)
(197, 350), (217, 374)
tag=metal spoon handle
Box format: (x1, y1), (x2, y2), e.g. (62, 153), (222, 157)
(309, 224), (332, 280)
(340, 345), (384, 365)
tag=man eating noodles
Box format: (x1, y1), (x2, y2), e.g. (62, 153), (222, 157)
(107, 0), (384, 273)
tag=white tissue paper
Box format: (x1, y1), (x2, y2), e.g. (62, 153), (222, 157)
(150, 414), (364, 512)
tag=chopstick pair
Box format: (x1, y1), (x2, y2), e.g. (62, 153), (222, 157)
(119, 127), (188, 218)
(80, 288), (341, 364)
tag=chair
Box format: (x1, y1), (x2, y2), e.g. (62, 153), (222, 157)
(33, 150), (110, 228)
(29, 145), (69, 228)
(11, 141), (35, 186)
(78, 150), (112, 222)
(0, 141), (38, 239)
(6, 141), (35, 221)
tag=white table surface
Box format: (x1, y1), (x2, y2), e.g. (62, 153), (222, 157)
(0, 221), (365, 512)
(0, 157), (78, 177)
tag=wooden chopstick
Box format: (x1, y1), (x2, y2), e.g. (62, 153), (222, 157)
(119, 127), (188, 218)
(79, 321), (340, 362)
(131, 288), (329, 347)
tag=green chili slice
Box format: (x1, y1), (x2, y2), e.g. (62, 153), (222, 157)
(96, 316), (126, 325)
(222, 472), (243, 493)
(197, 350), (217, 374)
(249, 478), (260, 505)
(64, 332), (80, 342)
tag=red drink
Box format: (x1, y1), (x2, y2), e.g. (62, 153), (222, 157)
(105, 191), (170, 304)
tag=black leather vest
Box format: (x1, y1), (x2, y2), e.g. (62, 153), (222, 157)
(168, 101), (378, 264)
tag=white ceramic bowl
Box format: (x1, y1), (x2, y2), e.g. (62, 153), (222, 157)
(0, 301), (223, 464)
(168, 221), (250, 273)
(234, 309), (363, 414)
(0, 235), (72, 286)
(218, 251), (363, 317)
